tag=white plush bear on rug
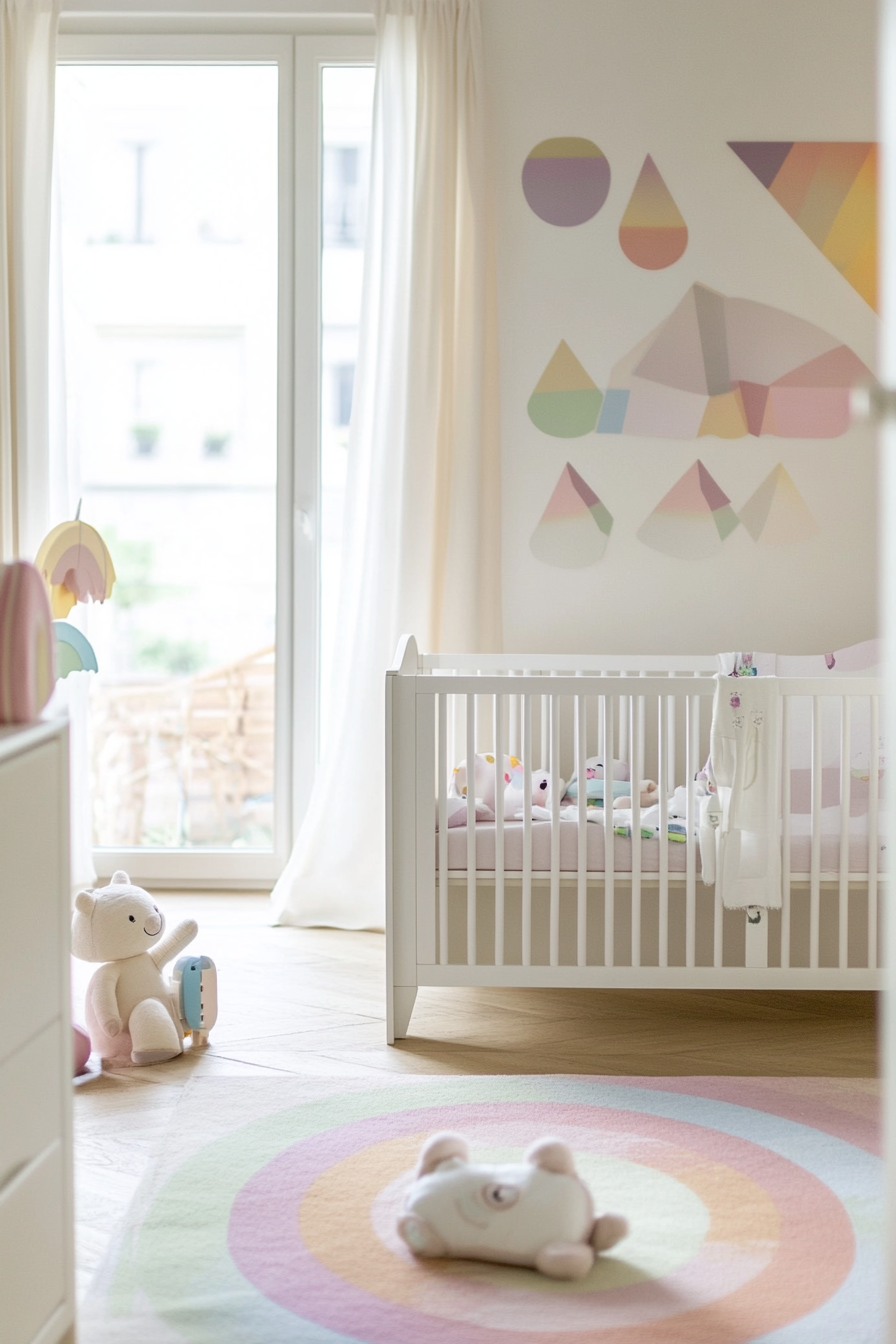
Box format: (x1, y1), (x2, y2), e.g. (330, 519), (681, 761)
(397, 1132), (628, 1280)
(72, 871), (198, 1067)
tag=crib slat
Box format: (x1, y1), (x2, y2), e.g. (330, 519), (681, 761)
(522, 689), (533, 967)
(838, 697), (851, 970)
(709, 693), (722, 971)
(466, 694), (476, 966)
(576, 689), (587, 967)
(541, 690), (549, 771)
(550, 689), (561, 968)
(631, 693), (642, 969)
(869, 694), (879, 969)
(667, 694), (676, 795)
(438, 694), (448, 966)
(685, 694), (698, 969)
(494, 694), (505, 968)
(658, 695), (669, 968)
(781, 695), (792, 970)
(810, 696), (822, 970)
(603, 694), (615, 967)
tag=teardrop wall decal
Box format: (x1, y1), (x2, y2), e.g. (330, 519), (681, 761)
(527, 340), (603, 437)
(619, 154), (688, 270)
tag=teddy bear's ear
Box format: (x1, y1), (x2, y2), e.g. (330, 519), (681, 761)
(74, 890), (96, 915)
(417, 1132), (469, 1176)
(525, 1139), (576, 1175)
(111, 870), (130, 886)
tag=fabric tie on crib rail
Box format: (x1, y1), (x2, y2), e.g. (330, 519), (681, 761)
(270, 0), (502, 930)
(709, 674), (782, 910)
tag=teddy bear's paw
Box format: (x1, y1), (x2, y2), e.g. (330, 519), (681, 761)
(591, 1213), (629, 1253)
(397, 1214), (448, 1258)
(131, 1045), (183, 1065)
(534, 1241), (594, 1280)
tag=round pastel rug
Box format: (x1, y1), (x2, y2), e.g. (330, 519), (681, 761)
(89, 1074), (883, 1343)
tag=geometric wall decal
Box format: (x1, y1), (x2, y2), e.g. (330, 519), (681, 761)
(522, 137), (611, 226)
(619, 155), (688, 269)
(528, 340), (604, 437)
(637, 460), (739, 559)
(530, 462), (613, 567)
(728, 142), (877, 310)
(739, 463), (819, 545)
(595, 281), (874, 439)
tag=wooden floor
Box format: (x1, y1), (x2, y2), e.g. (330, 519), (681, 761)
(72, 894), (878, 1297)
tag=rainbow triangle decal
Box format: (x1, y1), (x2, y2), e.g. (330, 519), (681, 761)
(728, 141), (877, 310)
(740, 464), (818, 545)
(638, 460), (739, 560)
(530, 463), (613, 568)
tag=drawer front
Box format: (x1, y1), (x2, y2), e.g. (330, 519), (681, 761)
(0, 1021), (64, 1196)
(0, 1141), (66, 1344)
(0, 739), (66, 1059)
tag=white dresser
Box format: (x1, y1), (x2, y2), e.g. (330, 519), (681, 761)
(0, 719), (75, 1344)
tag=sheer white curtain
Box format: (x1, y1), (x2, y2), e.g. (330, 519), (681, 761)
(272, 0), (501, 930)
(0, 0), (61, 561)
(1, 2), (93, 887)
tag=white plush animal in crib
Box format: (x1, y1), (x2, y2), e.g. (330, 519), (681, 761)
(451, 753), (521, 819)
(397, 1132), (628, 1280)
(451, 755), (566, 820)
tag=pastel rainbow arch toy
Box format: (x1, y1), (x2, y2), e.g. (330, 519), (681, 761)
(35, 518), (116, 619)
(53, 621), (99, 677)
(0, 561), (55, 723)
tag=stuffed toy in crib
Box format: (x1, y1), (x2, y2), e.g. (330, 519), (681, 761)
(72, 871), (213, 1067)
(451, 753), (521, 818)
(450, 755), (567, 822)
(397, 1132), (628, 1280)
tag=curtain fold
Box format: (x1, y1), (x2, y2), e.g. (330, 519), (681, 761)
(0, 0), (62, 561)
(272, 0), (501, 930)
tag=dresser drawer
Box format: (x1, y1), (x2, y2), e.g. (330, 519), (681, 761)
(0, 738), (66, 1059)
(0, 1021), (64, 1196)
(0, 1140), (67, 1344)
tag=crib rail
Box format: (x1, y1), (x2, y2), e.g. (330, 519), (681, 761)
(386, 636), (884, 1041)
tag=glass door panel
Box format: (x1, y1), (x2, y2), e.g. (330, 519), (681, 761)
(54, 64), (278, 851)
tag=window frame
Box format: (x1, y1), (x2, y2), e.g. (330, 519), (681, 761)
(55, 20), (375, 886)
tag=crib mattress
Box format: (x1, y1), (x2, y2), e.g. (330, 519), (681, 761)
(438, 818), (886, 876)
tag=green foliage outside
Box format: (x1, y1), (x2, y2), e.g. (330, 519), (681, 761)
(136, 636), (207, 676)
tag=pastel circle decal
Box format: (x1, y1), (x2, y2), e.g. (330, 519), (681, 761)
(522, 137), (611, 226)
(94, 1077), (882, 1344)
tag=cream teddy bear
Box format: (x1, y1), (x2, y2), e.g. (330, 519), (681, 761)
(398, 1132), (628, 1280)
(72, 871), (198, 1067)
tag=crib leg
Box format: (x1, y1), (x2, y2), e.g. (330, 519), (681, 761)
(388, 986), (418, 1043)
(744, 907), (769, 968)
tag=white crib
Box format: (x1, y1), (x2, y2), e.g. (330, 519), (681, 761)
(386, 635), (884, 1042)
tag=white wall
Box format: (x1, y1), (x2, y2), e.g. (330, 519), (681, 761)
(482, 0), (878, 654)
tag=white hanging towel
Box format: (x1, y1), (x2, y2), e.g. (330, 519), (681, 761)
(710, 674), (782, 910)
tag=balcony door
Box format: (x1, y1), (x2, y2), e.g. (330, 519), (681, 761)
(53, 32), (374, 884)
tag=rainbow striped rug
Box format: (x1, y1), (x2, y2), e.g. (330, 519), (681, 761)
(82, 1074), (883, 1343)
